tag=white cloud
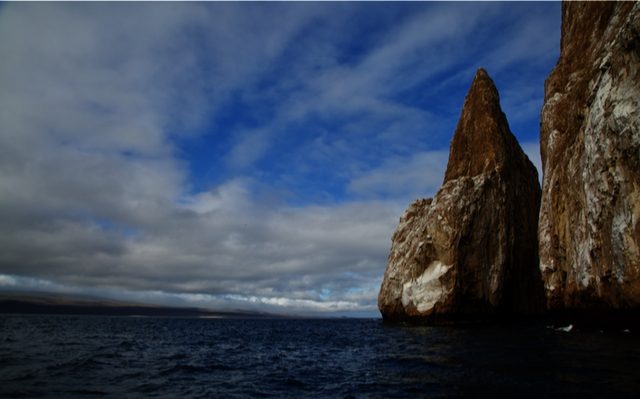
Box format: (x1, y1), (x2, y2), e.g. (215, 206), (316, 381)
(0, 166), (399, 314)
(349, 151), (449, 200)
(225, 129), (273, 171)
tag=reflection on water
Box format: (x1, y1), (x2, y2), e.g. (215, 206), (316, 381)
(378, 320), (640, 398)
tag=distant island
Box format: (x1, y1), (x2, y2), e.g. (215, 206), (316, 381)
(0, 292), (284, 318)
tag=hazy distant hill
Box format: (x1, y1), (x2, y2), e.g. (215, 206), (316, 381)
(0, 292), (281, 318)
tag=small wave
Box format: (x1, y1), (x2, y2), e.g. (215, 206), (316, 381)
(133, 381), (165, 394)
(65, 389), (109, 396)
(555, 324), (573, 332)
(282, 377), (306, 388)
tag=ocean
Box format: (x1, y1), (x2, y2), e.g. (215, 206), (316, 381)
(0, 315), (638, 398)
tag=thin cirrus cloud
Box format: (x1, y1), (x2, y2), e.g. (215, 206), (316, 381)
(0, 2), (560, 316)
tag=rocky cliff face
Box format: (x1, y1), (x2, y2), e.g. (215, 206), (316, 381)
(539, 2), (640, 327)
(378, 69), (544, 324)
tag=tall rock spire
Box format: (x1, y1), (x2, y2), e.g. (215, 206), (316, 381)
(378, 68), (544, 325)
(444, 68), (517, 183)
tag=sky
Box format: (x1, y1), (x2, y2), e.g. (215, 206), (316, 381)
(0, 2), (561, 317)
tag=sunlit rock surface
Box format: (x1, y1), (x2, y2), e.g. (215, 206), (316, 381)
(378, 68), (544, 325)
(539, 1), (640, 328)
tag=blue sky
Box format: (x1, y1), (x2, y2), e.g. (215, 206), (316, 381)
(0, 2), (560, 317)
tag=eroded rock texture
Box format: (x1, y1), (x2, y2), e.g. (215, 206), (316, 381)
(539, 2), (640, 327)
(378, 69), (544, 325)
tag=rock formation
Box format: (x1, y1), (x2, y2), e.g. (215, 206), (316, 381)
(378, 68), (545, 325)
(539, 2), (640, 328)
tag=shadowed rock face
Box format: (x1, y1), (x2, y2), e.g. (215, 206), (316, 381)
(539, 2), (640, 327)
(378, 68), (544, 325)
(444, 69), (522, 184)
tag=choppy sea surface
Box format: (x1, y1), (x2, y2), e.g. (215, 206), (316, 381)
(0, 315), (638, 398)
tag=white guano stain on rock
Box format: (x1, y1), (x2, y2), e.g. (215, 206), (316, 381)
(401, 261), (452, 312)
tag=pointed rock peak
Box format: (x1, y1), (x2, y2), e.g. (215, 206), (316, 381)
(443, 68), (521, 184)
(470, 67), (496, 94)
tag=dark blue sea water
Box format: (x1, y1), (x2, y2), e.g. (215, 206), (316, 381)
(0, 315), (638, 398)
